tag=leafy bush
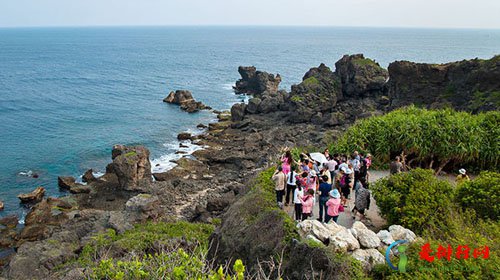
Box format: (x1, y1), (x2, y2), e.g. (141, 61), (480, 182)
(456, 171), (500, 221)
(330, 106), (500, 172)
(371, 168), (454, 234)
(372, 211), (500, 280)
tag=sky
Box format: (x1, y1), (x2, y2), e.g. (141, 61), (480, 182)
(1, 0), (500, 29)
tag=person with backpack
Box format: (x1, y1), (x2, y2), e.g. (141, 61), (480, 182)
(352, 183), (371, 221)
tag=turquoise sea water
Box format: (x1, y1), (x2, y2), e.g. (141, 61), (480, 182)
(1, 26), (499, 219)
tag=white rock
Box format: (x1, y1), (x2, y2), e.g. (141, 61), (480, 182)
(377, 230), (395, 245)
(306, 234), (322, 245)
(324, 221), (345, 236)
(357, 229), (381, 249)
(352, 221), (368, 231)
(349, 228), (358, 239)
(297, 220), (330, 242)
(389, 225), (416, 242)
(329, 228), (360, 252)
(350, 249), (386, 271)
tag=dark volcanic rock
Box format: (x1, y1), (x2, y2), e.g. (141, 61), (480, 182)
(335, 54), (389, 98)
(82, 169), (97, 183)
(0, 215), (18, 229)
(107, 145), (152, 191)
(387, 55), (500, 112)
(246, 98), (261, 114)
(17, 187), (45, 204)
(234, 66), (282, 96)
(287, 63), (341, 123)
(230, 103), (246, 122)
(177, 132), (192, 141)
(57, 176), (77, 190)
(164, 90), (211, 113)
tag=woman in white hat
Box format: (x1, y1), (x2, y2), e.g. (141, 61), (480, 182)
(325, 189), (342, 223)
(456, 168), (470, 185)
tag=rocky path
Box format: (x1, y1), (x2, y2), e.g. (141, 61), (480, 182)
(285, 170), (389, 231)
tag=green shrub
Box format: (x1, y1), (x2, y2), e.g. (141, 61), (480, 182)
(330, 106), (500, 172)
(371, 168), (454, 234)
(456, 171), (500, 221)
(372, 211), (500, 280)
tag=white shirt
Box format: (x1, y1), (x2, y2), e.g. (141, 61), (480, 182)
(287, 171), (297, 186)
(293, 187), (304, 204)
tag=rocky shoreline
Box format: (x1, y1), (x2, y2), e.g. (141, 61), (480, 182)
(0, 54), (498, 279)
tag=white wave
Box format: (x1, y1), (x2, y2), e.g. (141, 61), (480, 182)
(18, 170), (33, 177)
(151, 140), (206, 174)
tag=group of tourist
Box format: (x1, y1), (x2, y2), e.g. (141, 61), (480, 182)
(271, 148), (372, 224)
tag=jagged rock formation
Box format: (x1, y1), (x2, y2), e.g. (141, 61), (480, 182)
(106, 145), (152, 191)
(231, 54), (499, 126)
(17, 187), (45, 204)
(233, 66), (282, 96)
(387, 55), (500, 111)
(163, 90), (211, 113)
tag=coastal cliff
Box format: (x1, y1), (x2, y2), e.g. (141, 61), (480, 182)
(0, 54), (498, 279)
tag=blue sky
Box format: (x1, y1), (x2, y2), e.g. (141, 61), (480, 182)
(1, 0), (499, 29)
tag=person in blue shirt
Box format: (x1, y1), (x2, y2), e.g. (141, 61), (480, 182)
(317, 175), (332, 223)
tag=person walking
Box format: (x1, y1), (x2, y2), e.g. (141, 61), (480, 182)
(317, 175), (332, 222)
(325, 189), (342, 223)
(293, 181), (304, 222)
(301, 189), (315, 220)
(281, 150), (293, 175)
(456, 168), (470, 184)
(272, 166), (286, 208)
(352, 183), (371, 221)
(390, 156), (403, 175)
(285, 166), (298, 206)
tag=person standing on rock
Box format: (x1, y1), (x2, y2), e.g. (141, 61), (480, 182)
(326, 189), (342, 223)
(281, 150), (293, 175)
(317, 175), (332, 223)
(272, 166), (286, 208)
(301, 189), (315, 221)
(390, 156), (403, 175)
(285, 165), (298, 206)
(293, 179), (304, 222)
(352, 183), (371, 221)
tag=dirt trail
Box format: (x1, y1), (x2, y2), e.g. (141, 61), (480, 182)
(285, 170), (389, 232)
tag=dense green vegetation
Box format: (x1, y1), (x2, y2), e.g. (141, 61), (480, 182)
(456, 171), (500, 221)
(330, 106), (500, 172)
(64, 221), (248, 279)
(371, 168), (454, 234)
(371, 169), (500, 279)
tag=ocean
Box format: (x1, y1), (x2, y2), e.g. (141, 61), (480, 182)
(1, 26), (499, 219)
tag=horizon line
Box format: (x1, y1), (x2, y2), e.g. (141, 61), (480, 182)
(1, 24), (500, 31)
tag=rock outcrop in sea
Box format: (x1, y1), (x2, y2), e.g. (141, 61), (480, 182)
(163, 90), (212, 113)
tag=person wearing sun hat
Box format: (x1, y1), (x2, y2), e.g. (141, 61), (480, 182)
(325, 189), (342, 223)
(456, 168), (470, 185)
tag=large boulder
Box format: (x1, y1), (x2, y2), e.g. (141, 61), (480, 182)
(246, 98), (261, 114)
(335, 54), (389, 99)
(296, 220), (331, 242)
(287, 63), (341, 123)
(82, 169), (97, 183)
(125, 194), (161, 221)
(163, 90), (211, 113)
(350, 248), (386, 271)
(387, 55), (500, 112)
(230, 103), (246, 122)
(357, 228), (381, 249)
(389, 225), (417, 242)
(17, 187), (45, 204)
(234, 66), (282, 96)
(107, 145), (152, 191)
(0, 215), (18, 229)
(377, 230), (395, 246)
(328, 227), (360, 252)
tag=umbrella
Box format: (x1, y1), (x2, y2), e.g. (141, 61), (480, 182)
(309, 152), (328, 165)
